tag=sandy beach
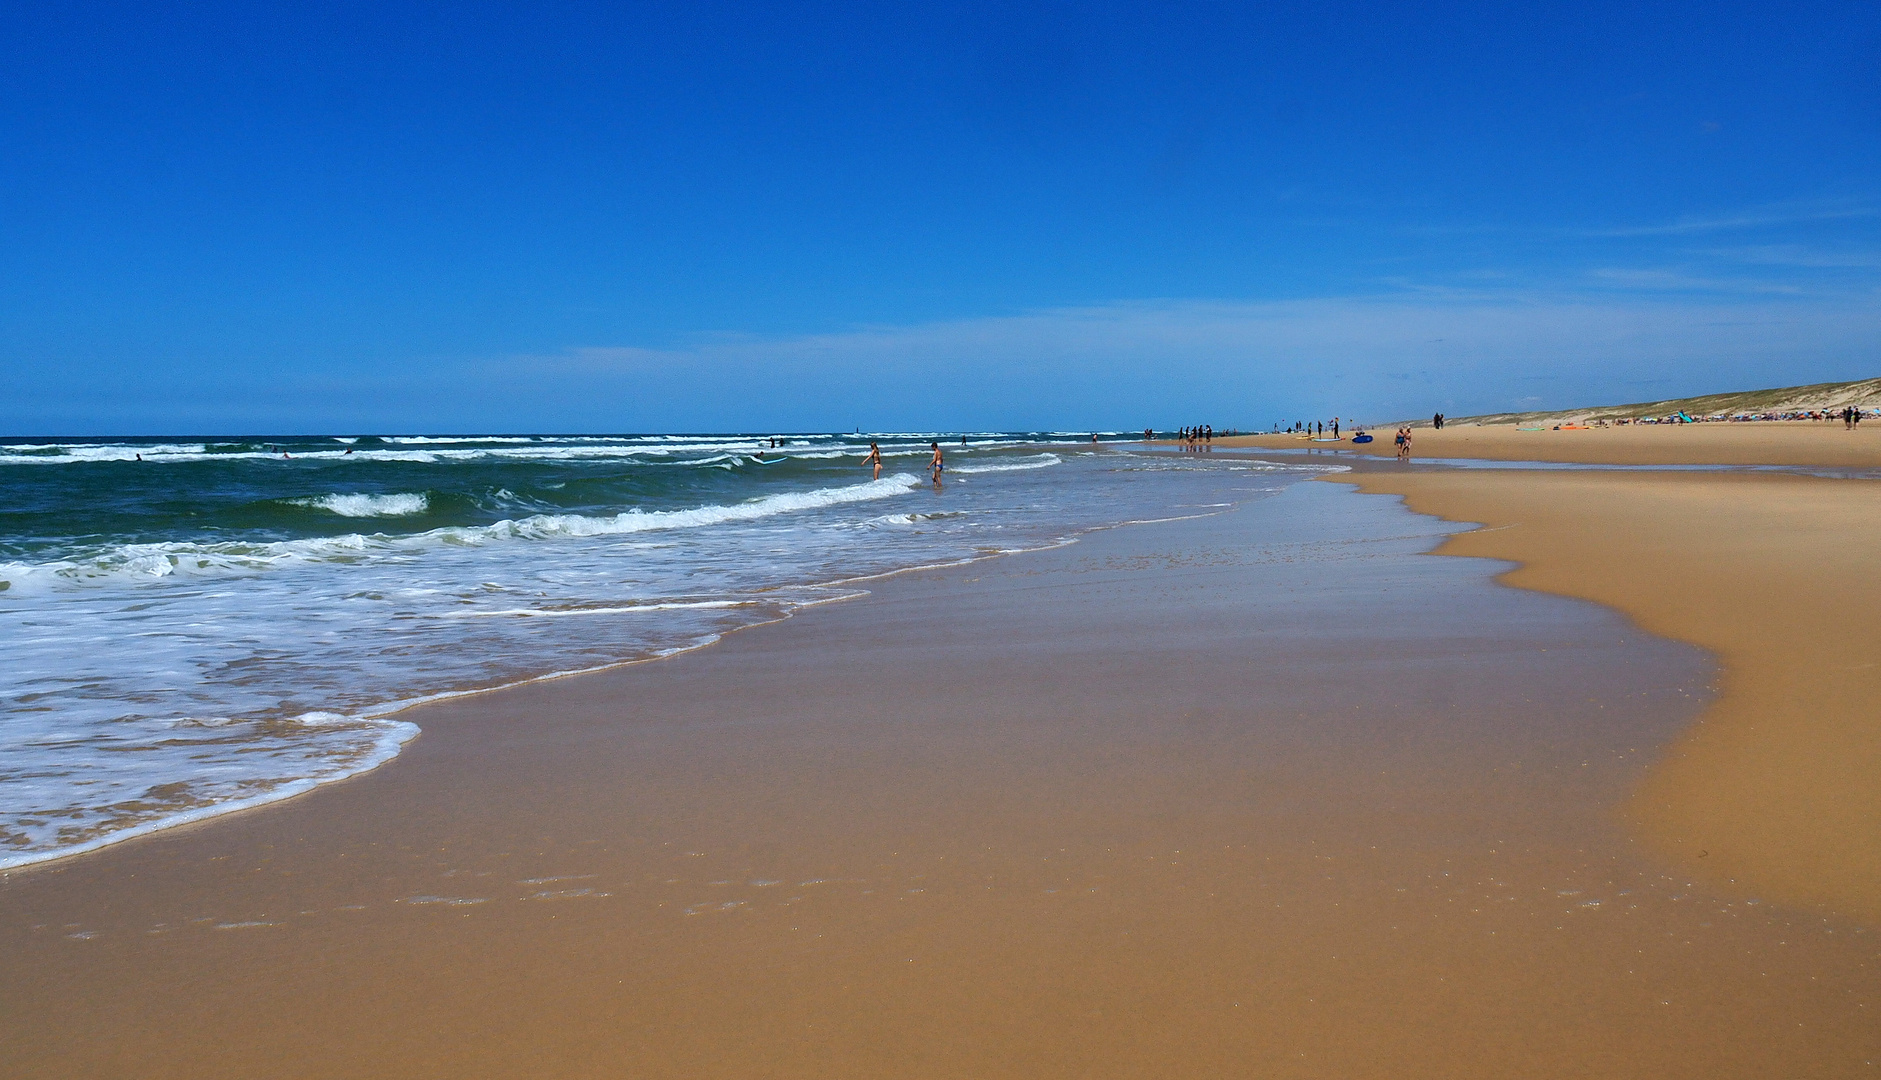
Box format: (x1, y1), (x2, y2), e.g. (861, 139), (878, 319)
(1336, 466), (1881, 923)
(14, 5), (1880, 1076)
(4, 443), (1878, 1077)
(1226, 420), (1881, 467)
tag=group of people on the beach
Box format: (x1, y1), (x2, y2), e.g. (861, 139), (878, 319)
(860, 440), (947, 485)
(1176, 425), (1214, 450)
(1393, 426), (1413, 461)
(1282, 419), (1343, 439)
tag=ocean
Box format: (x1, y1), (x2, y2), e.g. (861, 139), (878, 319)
(0, 433), (1331, 869)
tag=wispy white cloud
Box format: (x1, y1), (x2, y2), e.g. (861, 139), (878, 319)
(1585, 267), (1805, 294)
(1579, 201), (1878, 238)
(21, 286), (1880, 432)
(1704, 244), (1881, 269)
(482, 289), (1881, 428)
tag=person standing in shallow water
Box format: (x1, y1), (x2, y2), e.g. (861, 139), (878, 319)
(929, 441), (944, 486)
(862, 441), (883, 480)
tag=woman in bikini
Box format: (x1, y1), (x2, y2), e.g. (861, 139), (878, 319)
(862, 441), (883, 480)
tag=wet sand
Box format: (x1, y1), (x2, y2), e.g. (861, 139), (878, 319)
(1338, 466), (1881, 925)
(4, 476), (1877, 1078)
(1225, 421), (1881, 467)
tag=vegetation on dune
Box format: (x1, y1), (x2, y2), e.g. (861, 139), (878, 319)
(1444, 377), (1881, 427)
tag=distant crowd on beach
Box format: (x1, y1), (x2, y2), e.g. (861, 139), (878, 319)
(1169, 425), (1223, 450)
(1136, 426), (1246, 450)
(1276, 418), (1346, 438)
(1575, 407), (1872, 426)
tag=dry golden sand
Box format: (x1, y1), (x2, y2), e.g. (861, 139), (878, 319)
(1225, 419), (1881, 467)
(1337, 467), (1881, 924)
(2, 460), (1877, 1078)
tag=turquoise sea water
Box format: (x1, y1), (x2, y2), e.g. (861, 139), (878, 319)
(0, 432), (1328, 869)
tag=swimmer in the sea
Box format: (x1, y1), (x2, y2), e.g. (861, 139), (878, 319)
(862, 441), (883, 480)
(929, 441), (943, 486)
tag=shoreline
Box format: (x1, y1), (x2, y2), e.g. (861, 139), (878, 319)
(3, 453), (1287, 878)
(1331, 462), (1881, 924)
(1148, 439), (1879, 926)
(0, 448), (1112, 876)
(5, 450), (1877, 1076)
(3, 447), (1881, 1076)
(1219, 420), (1881, 467)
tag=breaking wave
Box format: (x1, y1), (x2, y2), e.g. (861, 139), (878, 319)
(289, 492), (431, 517)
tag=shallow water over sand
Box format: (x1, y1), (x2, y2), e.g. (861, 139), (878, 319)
(0, 436), (1326, 867)
(16, 474), (1867, 1080)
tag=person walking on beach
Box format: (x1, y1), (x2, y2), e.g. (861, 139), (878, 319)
(1395, 426), (1412, 461)
(862, 441), (883, 480)
(929, 441), (944, 485)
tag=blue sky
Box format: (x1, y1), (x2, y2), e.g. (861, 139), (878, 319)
(4, 1), (1879, 433)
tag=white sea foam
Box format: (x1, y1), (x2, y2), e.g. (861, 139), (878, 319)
(442, 600), (750, 619)
(0, 713), (418, 872)
(387, 436), (539, 444)
(290, 492), (431, 517)
(0, 441), (1318, 874)
(484, 472), (920, 539)
(0, 442), (791, 466)
(951, 453), (1062, 475)
(0, 473), (921, 591)
(0, 443), (209, 464)
(0, 433), (1115, 468)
